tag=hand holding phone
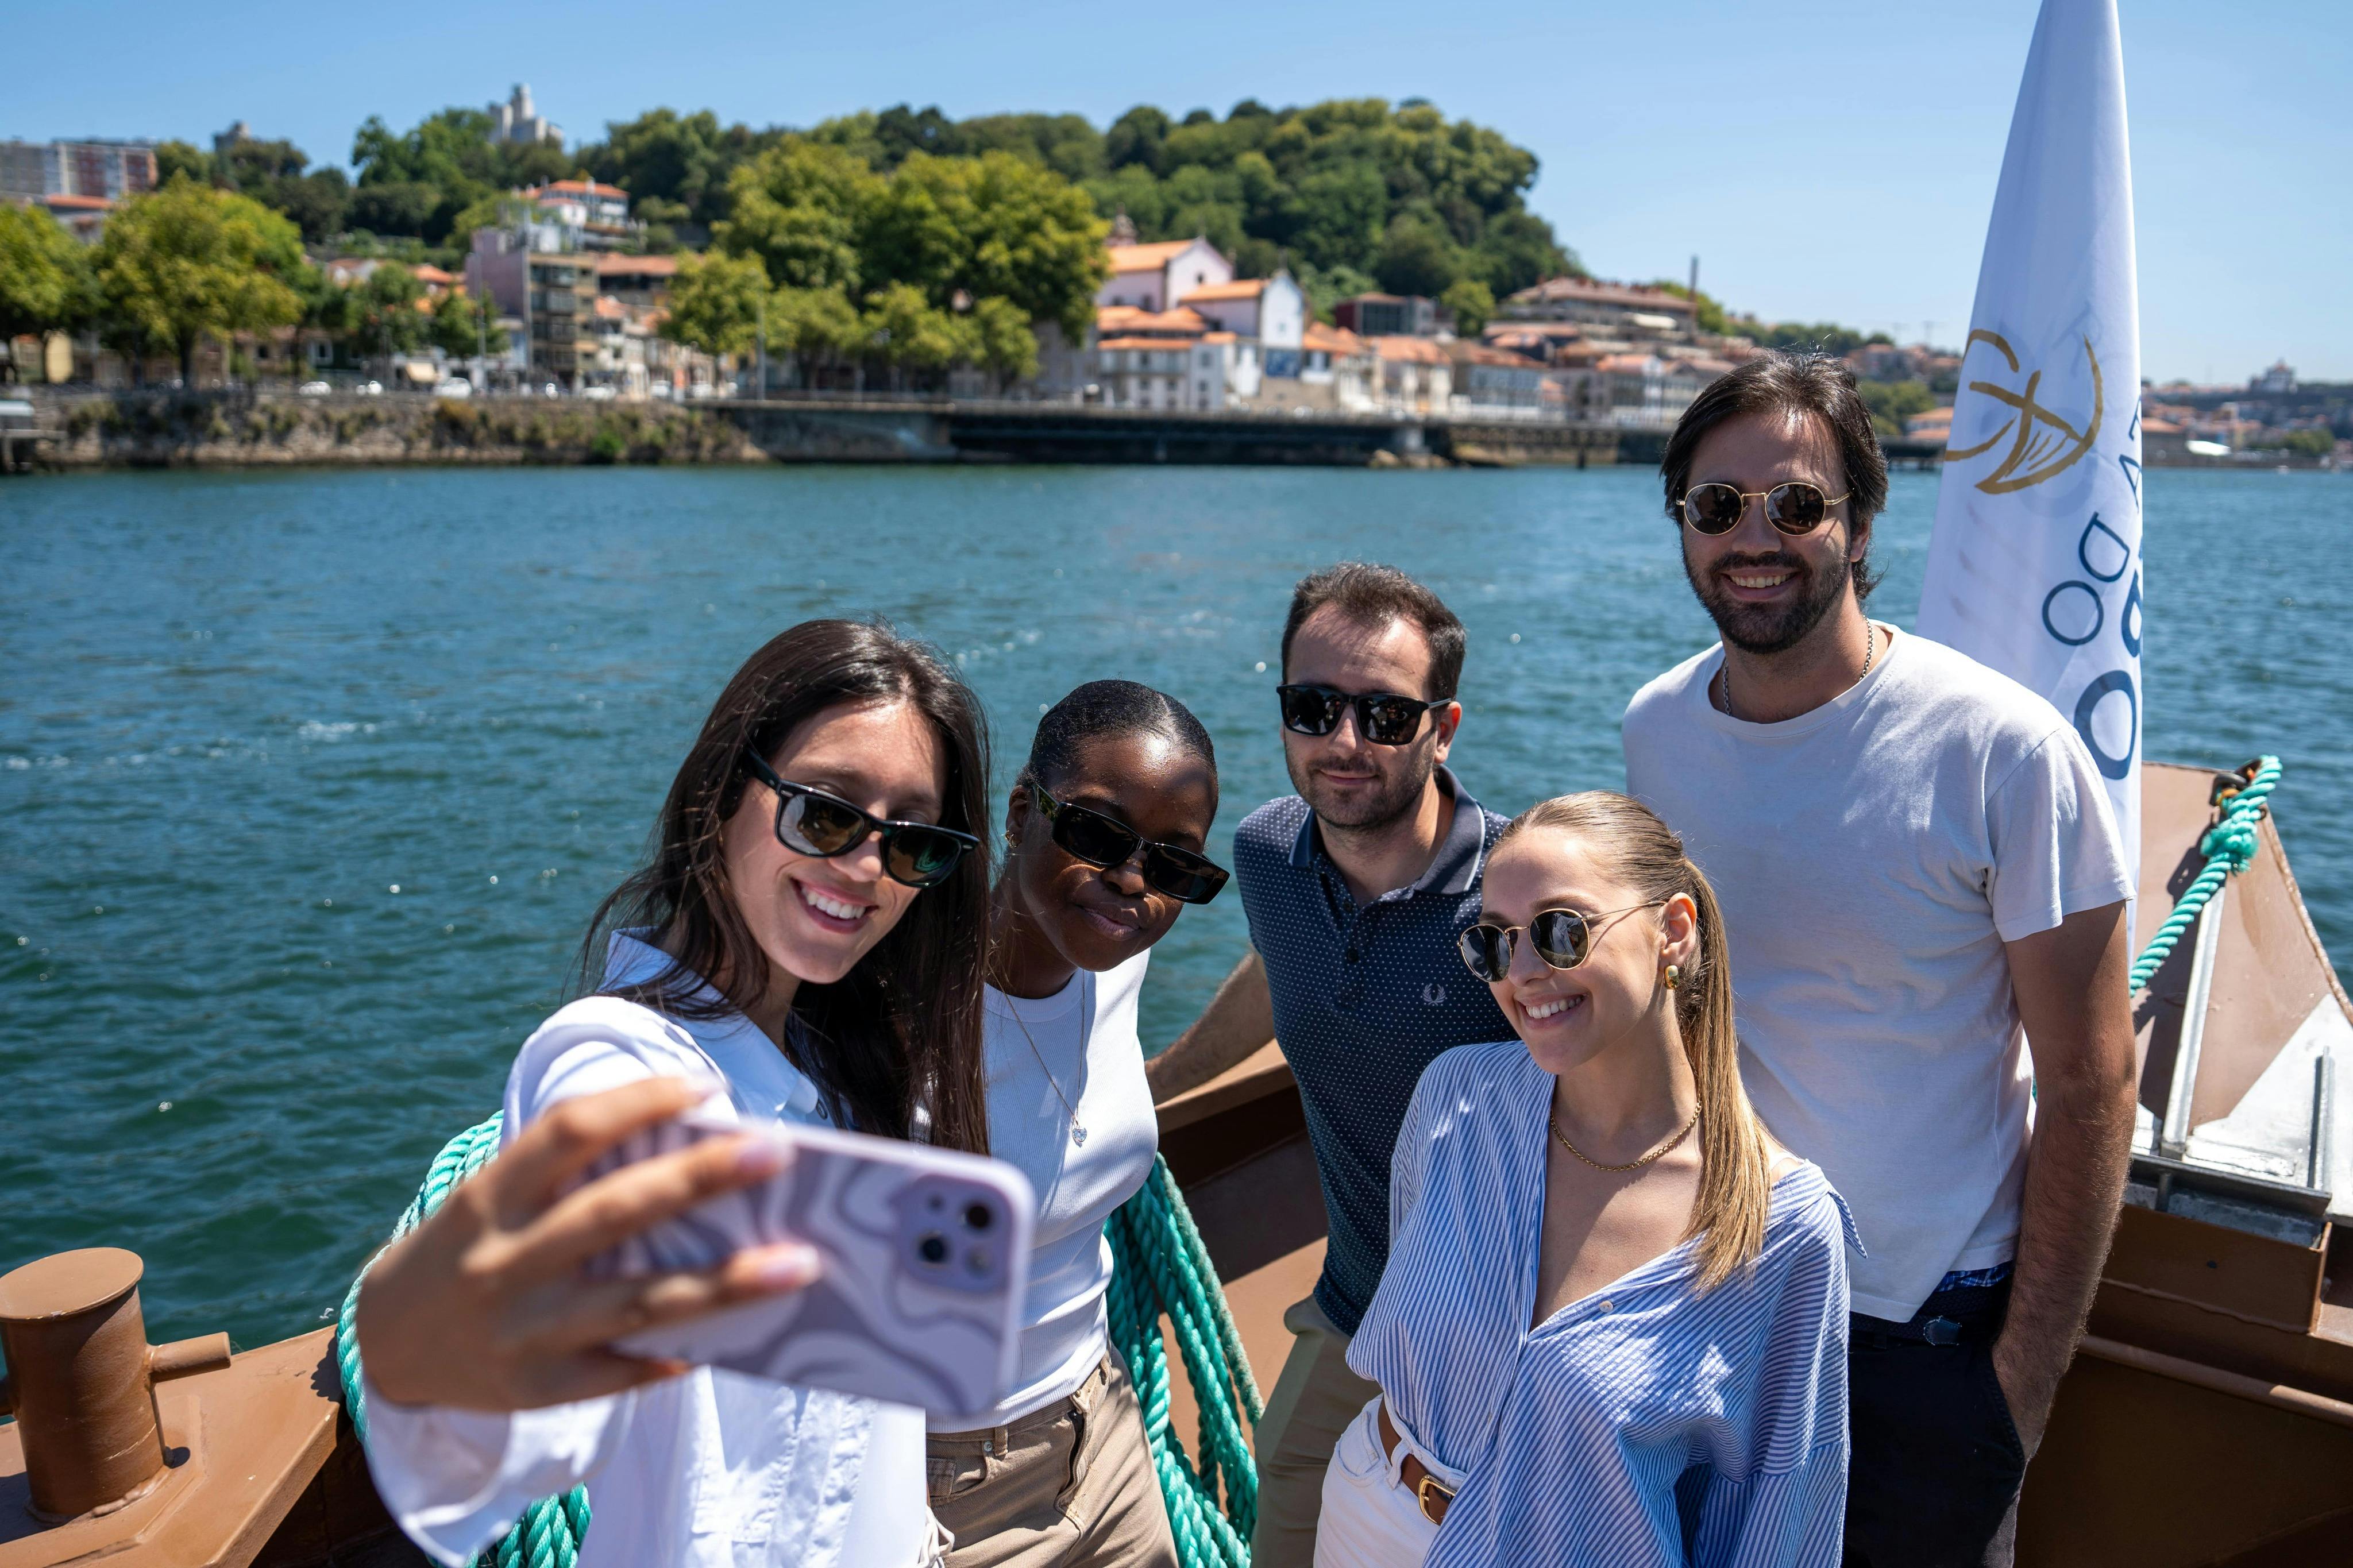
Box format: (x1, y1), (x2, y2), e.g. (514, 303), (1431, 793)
(580, 1110), (1035, 1424)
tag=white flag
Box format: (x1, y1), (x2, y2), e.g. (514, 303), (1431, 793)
(1918, 0), (2142, 875)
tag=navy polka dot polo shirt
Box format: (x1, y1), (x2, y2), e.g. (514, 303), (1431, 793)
(1233, 766), (1514, 1335)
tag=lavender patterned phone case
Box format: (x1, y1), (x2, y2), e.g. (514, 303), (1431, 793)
(582, 1110), (1035, 1423)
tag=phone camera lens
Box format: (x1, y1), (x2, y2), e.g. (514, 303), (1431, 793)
(917, 1233), (948, 1265)
(965, 1202), (993, 1231)
(965, 1245), (993, 1277)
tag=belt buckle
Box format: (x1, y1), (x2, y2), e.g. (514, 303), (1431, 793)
(1415, 1471), (1455, 1524)
(1920, 1315), (1962, 1347)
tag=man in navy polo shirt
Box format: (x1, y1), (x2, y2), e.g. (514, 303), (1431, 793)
(1149, 562), (1511, 1567)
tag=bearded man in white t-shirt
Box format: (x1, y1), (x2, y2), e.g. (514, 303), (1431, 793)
(1621, 352), (2138, 1568)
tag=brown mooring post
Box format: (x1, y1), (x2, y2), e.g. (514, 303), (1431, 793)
(0, 1247), (230, 1522)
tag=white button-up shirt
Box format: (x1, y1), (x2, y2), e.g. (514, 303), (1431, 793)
(363, 933), (931, 1568)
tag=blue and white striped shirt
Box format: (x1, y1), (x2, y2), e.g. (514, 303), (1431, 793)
(1347, 1041), (1857, 1568)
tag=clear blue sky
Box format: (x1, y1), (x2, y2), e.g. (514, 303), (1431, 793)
(10, 0), (2344, 382)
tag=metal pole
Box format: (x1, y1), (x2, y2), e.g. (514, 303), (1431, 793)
(756, 293), (767, 402)
(2159, 885), (2229, 1159)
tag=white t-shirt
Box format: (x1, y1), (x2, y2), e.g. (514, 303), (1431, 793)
(1623, 629), (2134, 1319)
(363, 932), (931, 1568)
(972, 952), (1160, 1428)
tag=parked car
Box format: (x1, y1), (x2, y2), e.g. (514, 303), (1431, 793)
(357, 380), (383, 396)
(580, 385), (617, 402)
(298, 380), (333, 396)
(433, 378), (474, 399)
(541, 382), (563, 398)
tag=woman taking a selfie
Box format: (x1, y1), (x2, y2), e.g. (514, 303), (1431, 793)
(356, 657), (1230, 1568)
(1317, 792), (1853, 1568)
(357, 619), (994, 1568)
(936, 678), (1228, 1567)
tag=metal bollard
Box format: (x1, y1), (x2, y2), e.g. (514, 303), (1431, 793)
(0, 1246), (231, 1522)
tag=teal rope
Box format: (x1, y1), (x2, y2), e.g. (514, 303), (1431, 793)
(335, 1113), (589, 1568)
(1108, 1156), (1263, 1568)
(2128, 756), (2282, 994)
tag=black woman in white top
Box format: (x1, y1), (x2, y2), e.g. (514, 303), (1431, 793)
(939, 681), (1230, 1567)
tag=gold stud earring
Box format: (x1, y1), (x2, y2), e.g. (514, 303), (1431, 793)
(1664, 963), (1682, 991)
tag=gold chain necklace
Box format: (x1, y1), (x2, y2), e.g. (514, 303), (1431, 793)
(1548, 1102), (1702, 1173)
(1718, 620), (1876, 719)
(1002, 988), (1089, 1147)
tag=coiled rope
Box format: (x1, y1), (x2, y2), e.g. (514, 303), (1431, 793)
(335, 1113), (590, 1568)
(2128, 756), (2283, 994)
(1107, 1155), (1263, 1568)
(338, 1130), (1261, 1568)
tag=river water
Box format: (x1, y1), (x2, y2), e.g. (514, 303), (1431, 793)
(3, 463), (2348, 1353)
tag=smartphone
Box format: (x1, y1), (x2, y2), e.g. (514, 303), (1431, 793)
(580, 1108), (1035, 1424)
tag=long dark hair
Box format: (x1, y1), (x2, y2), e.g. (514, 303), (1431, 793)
(580, 619), (993, 1155)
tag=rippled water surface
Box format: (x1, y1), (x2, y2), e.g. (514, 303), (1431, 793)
(3, 462), (2348, 1351)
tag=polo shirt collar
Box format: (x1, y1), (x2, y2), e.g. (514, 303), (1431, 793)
(1288, 764), (1489, 899)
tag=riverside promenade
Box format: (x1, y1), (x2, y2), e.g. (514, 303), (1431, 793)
(4, 386), (1947, 471)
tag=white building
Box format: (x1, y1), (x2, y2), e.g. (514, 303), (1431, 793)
(1178, 272), (1306, 376)
(520, 179), (639, 252)
(489, 84), (562, 147)
(1371, 335), (1453, 414)
(1097, 237), (1232, 312)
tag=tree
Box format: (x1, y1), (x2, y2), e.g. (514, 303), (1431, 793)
(720, 138), (876, 291)
(769, 284), (863, 383)
(0, 203), (92, 350)
(968, 295), (1037, 391)
(428, 288), (507, 360)
(94, 180), (308, 381)
(860, 281), (975, 385)
(343, 265), (428, 362)
(1440, 278), (1494, 337)
(661, 249), (769, 358)
(879, 152), (1106, 338)
(1375, 215), (1461, 298)
(349, 108), (575, 242)
(578, 108), (786, 231)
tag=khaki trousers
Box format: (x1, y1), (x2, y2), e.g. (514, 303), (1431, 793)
(929, 1351), (1177, 1568)
(1249, 1296), (1383, 1568)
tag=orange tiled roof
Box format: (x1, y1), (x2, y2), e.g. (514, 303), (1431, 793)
(597, 253), (680, 276)
(1179, 279), (1268, 303)
(412, 265), (456, 285)
(1448, 341), (1542, 368)
(1302, 322), (1369, 354)
(1105, 239), (1203, 273)
(1371, 335), (1448, 365)
(533, 178), (621, 197)
(1201, 330), (1237, 343)
(1097, 334), (1197, 351)
(1509, 276), (1697, 313)
(1097, 305), (1209, 334)
(42, 194), (112, 210)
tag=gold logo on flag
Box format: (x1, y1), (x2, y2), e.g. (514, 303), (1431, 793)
(1944, 329), (2104, 493)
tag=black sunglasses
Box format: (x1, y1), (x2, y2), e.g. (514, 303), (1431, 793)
(741, 749), (978, 889)
(1457, 902), (1664, 982)
(1276, 683), (1444, 747)
(1029, 785), (1229, 905)
(1673, 481), (1852, 536)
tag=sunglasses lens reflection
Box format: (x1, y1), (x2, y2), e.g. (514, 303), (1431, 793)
(1055, 808), (1139, 868)
(1767, 484), (1828, 532)
(1683, 483), (1745, 534)
(886, 830), (965, 886)
(1360, 697), (1425, 744)
(781, 793), (867, 856)
(1531, 910), (1592, 968)
(1279, 687), (1341, 735)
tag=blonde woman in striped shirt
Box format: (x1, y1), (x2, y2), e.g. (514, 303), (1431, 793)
(1318, 791), (1856, 1567)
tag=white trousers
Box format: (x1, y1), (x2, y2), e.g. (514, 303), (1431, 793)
(1311, 1399), (1448, 1568)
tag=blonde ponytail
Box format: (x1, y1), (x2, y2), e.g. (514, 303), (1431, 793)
(1495, 792), (1772, 1290)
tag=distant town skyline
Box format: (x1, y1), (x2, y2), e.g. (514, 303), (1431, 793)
(7, 0), (2345, 383)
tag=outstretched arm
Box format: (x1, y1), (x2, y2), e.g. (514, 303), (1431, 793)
(1994, 899), (2137, 1453)
(1147, 949), (1276, 1102)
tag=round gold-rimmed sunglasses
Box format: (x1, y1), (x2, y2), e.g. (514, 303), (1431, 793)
(1457, 901), (1664, 982)
(1673, 481), (1851, 536)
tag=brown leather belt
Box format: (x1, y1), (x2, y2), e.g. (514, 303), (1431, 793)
(1376, 1399), (1455, 1526)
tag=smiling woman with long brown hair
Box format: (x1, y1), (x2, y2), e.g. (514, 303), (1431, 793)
(356, 619), (994, 1568)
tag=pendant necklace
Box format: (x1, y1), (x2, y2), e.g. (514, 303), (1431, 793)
(1003, 988), (1087, 1146)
